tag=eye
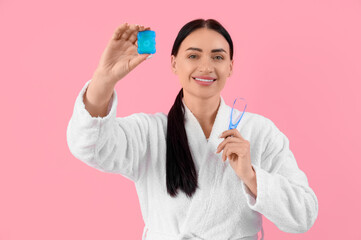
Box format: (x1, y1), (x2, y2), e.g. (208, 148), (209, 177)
(188, 55), (197, 59)
(214, 56), (224, 60)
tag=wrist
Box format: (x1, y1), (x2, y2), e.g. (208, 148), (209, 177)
(242, 166), (256, 183)
(92, 69), (117, 87)
(86, 76), (115, 107)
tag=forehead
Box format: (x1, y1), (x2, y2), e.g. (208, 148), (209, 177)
(179, 28), (229, 53)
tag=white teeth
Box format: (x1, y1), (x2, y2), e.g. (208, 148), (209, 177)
(194, 77), (215, 82)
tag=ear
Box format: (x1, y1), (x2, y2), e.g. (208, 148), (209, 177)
(228, 59), (234, 77)
(171, 55), (177, 74)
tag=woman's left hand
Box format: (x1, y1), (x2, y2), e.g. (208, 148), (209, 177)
(216, 129), (254, 181)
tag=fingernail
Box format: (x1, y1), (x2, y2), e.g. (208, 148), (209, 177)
(218, 133), (222, 138)
(146, 54), (153, 59)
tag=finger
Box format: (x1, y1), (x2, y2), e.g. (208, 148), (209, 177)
(233, 129), (244, 139)
(219, 129), (236, 138)
(128, 25), (140, 44)
(137, 25), (151, 33)
(223, 144), (238, 162)
(128, 53), (151, 71)
(225, 130), (239, 139)
(141, 26), (151, 31)
(216, 137), (242, 153)
(127, 24), (139, 41)
(222, 144), (229, 161)
(216, 137), (241, 153)
(131, 25), (151, 45)
(220, 129), (244, 140)
(222, 143), (230, 161)
(120, 25), (134, 41)
(113, 22), (128, 40)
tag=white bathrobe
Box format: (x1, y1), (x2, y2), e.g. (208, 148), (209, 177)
(67, 79), (318, 240)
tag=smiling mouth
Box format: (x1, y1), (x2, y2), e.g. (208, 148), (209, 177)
(192, 77), (216, 82)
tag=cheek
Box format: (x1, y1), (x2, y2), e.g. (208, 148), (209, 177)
(219, 64), (230, 73)
(176, 61), (191, 72)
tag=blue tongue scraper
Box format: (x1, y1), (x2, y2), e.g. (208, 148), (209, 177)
(228, 97), (247, 130)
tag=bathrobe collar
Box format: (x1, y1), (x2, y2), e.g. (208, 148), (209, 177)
(182, 95), (230, 147)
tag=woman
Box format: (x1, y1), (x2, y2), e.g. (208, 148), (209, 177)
(67, 19), (318, 240)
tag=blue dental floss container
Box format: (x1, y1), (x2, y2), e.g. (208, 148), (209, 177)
(137, 30), (156, 54)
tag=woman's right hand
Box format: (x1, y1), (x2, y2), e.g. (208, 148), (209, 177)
(93, 23), (152, 85)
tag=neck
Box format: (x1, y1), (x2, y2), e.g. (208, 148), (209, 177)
(182, 93), (221, 127)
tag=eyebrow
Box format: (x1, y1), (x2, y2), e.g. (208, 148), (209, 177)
(186, 47), (227, 53)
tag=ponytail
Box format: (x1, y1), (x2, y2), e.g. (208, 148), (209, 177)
(166, 88), (199, 198)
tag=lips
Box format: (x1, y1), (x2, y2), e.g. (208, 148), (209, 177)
(192, 77), (216, 86)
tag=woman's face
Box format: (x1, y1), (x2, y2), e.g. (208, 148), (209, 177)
(171, 28), (233, 99)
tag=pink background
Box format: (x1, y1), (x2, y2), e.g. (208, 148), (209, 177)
(1, 0), (360, 239)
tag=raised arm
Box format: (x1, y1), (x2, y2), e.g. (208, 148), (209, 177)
(67, 22), (155, 182)
(67, 79), (154, 182)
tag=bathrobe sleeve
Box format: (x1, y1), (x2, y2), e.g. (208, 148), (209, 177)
(66, 79), (150, 182)
(241, 120), (319, 233)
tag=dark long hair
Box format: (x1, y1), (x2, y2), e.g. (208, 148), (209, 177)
(166, 19), (234, 198)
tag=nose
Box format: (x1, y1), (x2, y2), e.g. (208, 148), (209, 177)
(198, 57), (214, 72)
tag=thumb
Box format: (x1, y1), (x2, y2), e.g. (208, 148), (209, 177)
(129, 54), (152, 70)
